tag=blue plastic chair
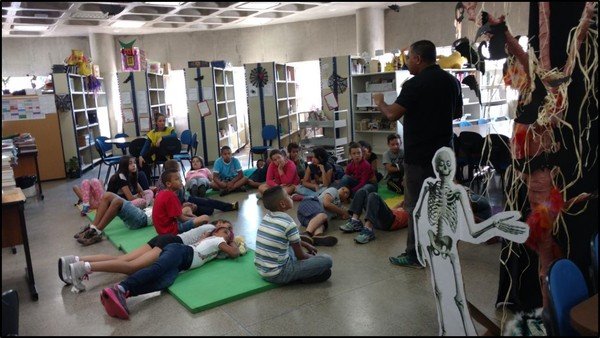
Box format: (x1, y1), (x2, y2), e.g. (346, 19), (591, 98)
(477, 118), (489, 125)
(94, 136), (121, 185)
(112, 132), (129, 154)
(249, 125), (278, 168)
(546, 258), (590, 336)
(459, 120), (473, 127)
(174, 132), (197, 176)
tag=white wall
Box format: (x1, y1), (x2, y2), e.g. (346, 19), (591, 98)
(1, 36), (91, 76)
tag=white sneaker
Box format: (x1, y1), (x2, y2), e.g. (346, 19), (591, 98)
(69, 261), (89, 292)
(58, 255), (77, 285)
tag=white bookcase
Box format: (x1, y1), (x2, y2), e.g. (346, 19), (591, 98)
(53, 73), (109, 172)
(299, 109), (349, 163)
(350, 70), (411, 160)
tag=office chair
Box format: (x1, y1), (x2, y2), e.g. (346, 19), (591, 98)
(456, 131), (484, 184)
(483, 133), (511, 191)
(249, 125), (278, 168)
(94, 136), (122, 185)
(546, 258), (590, 336)
(174, 130), (195, 175)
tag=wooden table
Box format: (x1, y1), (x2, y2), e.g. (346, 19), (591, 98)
(2, 187), (38, 301)
(453, 120), (514, 138)
(12, 147), (44, 200)
(570, 293), (598, 336)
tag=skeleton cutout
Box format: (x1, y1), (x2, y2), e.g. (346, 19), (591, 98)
(414, 147), (529, 336)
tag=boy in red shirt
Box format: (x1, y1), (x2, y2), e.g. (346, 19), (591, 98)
(336, 142), (376, 196)
(152, 170), (210, 235)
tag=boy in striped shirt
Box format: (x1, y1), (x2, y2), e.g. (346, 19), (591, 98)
(254, 186), (333, 284)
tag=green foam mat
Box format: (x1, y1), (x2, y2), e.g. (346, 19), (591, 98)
(377, 182), (404, 208)
(167, 249), (278, 313)
(86, 211), (278, 313)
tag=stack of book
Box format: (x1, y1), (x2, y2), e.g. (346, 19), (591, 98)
(13, 133), (37, 153)
(2, 139), (17, 190)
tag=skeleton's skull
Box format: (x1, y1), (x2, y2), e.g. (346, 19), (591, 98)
(434, 148), (455, 178)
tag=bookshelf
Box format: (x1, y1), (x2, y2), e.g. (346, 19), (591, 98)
(117, 71), (169, 137)
(185, 67), (241, 164)
(299, 110), (349, 163)
(244, 62), (298, 152)
(53, 73), (108, 172)
(350, 70), (411, 163)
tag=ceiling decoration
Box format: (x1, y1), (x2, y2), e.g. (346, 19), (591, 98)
(2, 2), (416, 37)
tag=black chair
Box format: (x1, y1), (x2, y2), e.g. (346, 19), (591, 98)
(152, 137), (182, 183)
(456, 131), (484, 183)
(483, 133), (511, 191)
(112, 132), (129, 154)
(128, 137), (147, 159)
(2, 289), (19, 336)
(94, 136), (122, 185)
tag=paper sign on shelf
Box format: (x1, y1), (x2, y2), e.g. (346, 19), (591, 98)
(262, 83), (274, 97)
(324, 92), (338, 110)
(122, 108), (134, 123)
(383, 91), (398, 105)
(356, 92), (372, 107)
(197, 100), (211, 117)
(186, 88), (198, 101)
(39, 95), (55, 114)
(202, 87), (213, 101)
(121, 91), (132, 105)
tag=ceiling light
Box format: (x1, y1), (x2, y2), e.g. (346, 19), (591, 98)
(145, 2), (184, 5)
(237, 2), (280, 10)
(242, 17), (273, 25)
(111, 20), (146, 28)
(12, 25), (49, 31)
(71, 11), (109, 19)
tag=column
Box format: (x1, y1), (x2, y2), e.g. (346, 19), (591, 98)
(356, 7), (385, 57)
(88, 33), (121, 136)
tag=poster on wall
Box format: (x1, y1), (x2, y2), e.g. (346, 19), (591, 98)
(324, 92), (338, 110)
(122, 108), (134, 123)
(197, 100), (211, 117)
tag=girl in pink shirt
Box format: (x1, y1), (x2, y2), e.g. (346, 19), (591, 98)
(185, 156), (213, 197)
(258, 149), (299, 196)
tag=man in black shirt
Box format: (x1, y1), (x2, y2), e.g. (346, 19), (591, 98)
(373, 40), (462, 268)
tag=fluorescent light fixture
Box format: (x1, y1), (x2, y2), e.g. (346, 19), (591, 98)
(237, 2), (280, 10)
(242, 17), (273, 25)
(12, 25), (49, 31)
(111, 20), (146, 28)
(145, 2), (184, 5)
(71, 11), (109, 19)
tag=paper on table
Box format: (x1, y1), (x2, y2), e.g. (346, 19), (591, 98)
(186, 88), (199, 101)
(202, 87), (213, 101)
(197, 100), (211, 117)
(121, 91), (132, 105)
(324, 92), (338, 109)
(357, 92), (372, 107)
(383, 91), (398, 105)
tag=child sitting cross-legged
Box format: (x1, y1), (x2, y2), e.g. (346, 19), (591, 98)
(59, 220), (237, 292)
(99, 221), (240, 319)
(184, 155), (213, 198)
(296, 186), (351, 246)
(340, 192), (408, 244)
(255, 186), (332, 285)
(211, 145), (249, 196)
(258, 149), (299, 197)
(153, 170), (210, 235)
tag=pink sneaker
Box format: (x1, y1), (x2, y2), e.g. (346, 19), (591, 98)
(100, 285), (130, 320)
(291, 194), (304, 202)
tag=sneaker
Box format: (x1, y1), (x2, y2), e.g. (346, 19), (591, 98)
(73, 224), (91, 239)
(300, 269), (332, 284)
(69, 261), (89, 292)
(198, 185), (207, 197)
(231, 201), (239, 211)
(354, 228), (375, 244)
(300, 232), (313, 245)
(389, 253), (424, 269)
(219, 189), (230, 197)
(291, 194), (304, 202)
(190, 184), (199, 197)
(77, 229), (103, 246)
(312, 235), (338, 246)
(58, 255), (77, 285)
(339, 218), (363, 233)
(80, 203), (90, 217)
(235, 186), (247, 193)
(100, 285), (130, 320)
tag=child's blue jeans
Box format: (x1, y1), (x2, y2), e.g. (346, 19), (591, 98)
(120, 243), (193, 296)
(264, 247), (332, 285)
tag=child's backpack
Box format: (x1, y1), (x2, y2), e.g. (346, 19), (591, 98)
(328, 156), (345, 180)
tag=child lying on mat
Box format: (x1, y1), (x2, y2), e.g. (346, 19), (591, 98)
(255, 186), (332, 285)
(296, 186), (351, 246)
(60, 220), (238, 292)
(100, 221), (240, 319)
(74, 191), (153, 247)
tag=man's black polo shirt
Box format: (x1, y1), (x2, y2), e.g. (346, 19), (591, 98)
(395, 64), (462, 166)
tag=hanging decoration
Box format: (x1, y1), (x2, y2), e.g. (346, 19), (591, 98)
(64, 49), (93, 76)
(54, 94), (72, 112)
(328, 73), (348, 94)
(249, 66), (269, 87)
(119, 39), (142, 72)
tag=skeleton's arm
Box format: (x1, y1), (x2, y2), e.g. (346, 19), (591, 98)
(414, 181), (432, 223)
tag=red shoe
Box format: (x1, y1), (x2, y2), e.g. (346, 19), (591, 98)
(100, 285), (130, 320)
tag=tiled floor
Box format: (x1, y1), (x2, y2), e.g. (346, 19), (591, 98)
(2, 148), (515, 335)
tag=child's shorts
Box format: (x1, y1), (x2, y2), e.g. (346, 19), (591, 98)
(147, 234), (183, 249)
(297, 197), (328, 229)
(178, 219), (196, 233)
(118, 200), (148, 230)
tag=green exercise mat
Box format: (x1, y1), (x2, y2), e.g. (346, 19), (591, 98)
(86, 211), (278, 313)
(167, 249), (278, 313)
